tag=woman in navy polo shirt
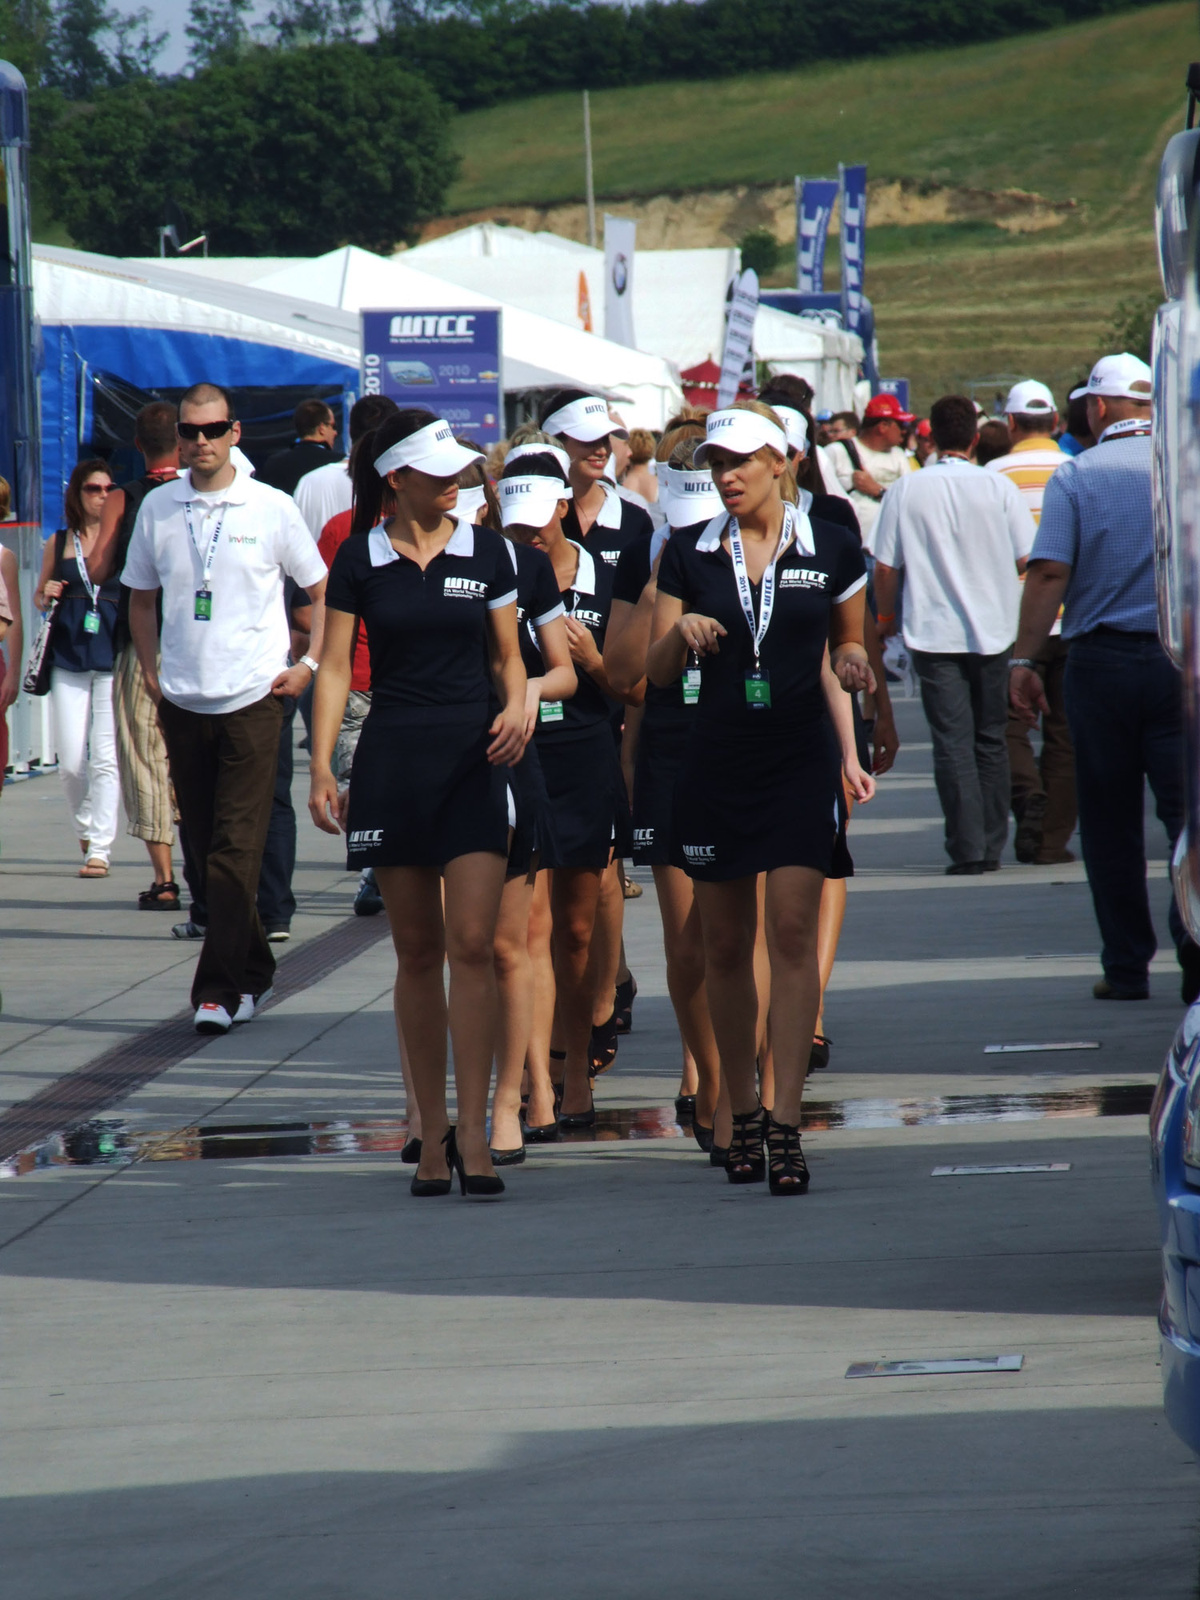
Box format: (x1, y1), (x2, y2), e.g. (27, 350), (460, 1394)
(309, 409), (527, 1200)
(499, 449), (637, 1130)
(647, 402), (874, 1195)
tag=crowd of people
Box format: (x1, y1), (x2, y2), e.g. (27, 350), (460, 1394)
(0, 344), (1189, 1200)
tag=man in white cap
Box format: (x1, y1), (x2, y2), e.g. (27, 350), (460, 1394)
(986, 379), (1074, 865)
(1010, 353), (1200, 1001)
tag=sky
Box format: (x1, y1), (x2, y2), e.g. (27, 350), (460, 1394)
(142, 1), (275, 76)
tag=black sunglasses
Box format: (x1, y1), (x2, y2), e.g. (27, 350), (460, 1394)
(177, 420), (234, 441)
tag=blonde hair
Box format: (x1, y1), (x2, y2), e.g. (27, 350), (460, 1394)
(509, 421), (554, 449)
(656, 420), (706, 463)
(627, 428), (656, 465)
(730, 399), (797, 504)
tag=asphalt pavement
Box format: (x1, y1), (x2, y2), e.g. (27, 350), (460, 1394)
(1, 698), (1197, 1599)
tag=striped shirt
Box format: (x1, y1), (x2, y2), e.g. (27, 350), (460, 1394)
(1031, 432), (1155, 638)
(985, 435), (1065, 524)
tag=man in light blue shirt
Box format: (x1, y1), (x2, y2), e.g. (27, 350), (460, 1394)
(1010, 352), (1198, 1001)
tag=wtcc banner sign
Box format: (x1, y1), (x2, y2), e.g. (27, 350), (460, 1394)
(839, 163), (867, 337)
(794, 177), (839, 295)
(361, 307), (504, 443)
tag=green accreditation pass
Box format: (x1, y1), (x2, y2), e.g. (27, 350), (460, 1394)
(744, 668), (771, 709)
(83, 608), (100, 635)
(683, 667), (701, 706)
(539, 700), (564, 724)
(194, 589), (213, 622)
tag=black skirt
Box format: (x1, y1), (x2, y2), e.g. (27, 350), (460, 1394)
(537, 722), (634, 870)
(505, 740), (561, 879)
(346, 702), (510, 870)
(671, 714), (852, 883)
(632, 717), (692, 867)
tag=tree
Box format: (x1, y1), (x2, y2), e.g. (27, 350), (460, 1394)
(738, 228), (782, 279)
(42, 0), (164, 99)
(185, 0), (253, 69)
(265, 0), (366, 46)
(0, 0), (53, 82)
(42, 42), (459, 255)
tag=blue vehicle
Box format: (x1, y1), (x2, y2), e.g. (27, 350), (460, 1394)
(1151, 65), (1200, 1453)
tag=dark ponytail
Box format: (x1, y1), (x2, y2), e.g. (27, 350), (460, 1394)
(350, 407), (437, 535)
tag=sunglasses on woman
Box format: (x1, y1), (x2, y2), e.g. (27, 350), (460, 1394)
(82, 483), (114, 494)
(177, 420), (234, 441)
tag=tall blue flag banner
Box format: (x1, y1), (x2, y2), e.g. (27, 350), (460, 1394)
(794, 176), (839, 295)
(878, 378), (910, 413)
(838, 163), (867, 337)
(360, 308), (503, 444)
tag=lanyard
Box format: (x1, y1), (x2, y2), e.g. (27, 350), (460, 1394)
(1099, 419), (1152, 443)
(183, 498), (228, 590)
(727, 503), (794, 665)
(72, 532), (100, 611)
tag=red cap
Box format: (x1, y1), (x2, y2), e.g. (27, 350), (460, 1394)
(916, 418), (932, 437)
(863, 393), (915, 424)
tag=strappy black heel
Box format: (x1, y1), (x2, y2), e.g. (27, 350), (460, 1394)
(445, 1126), (505, 1199)
(409, 1134), (451, 1197)
(724, 1105), (766, 1184)
(766, 1115), (810, 1195)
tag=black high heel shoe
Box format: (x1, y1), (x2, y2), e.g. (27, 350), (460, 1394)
(445, 1126), (505, 1198)
(409, 1134), (451, 1197)
(725, 1105), (767, 1185)
(766, 1114), (810, 1195)
(521, 1118), (561, 1144)
(614, 974), (637, 1034)
(557, 1095), (596, 1130)
(692, 1121), (714, 1154)
(588, 1012), (619, 1077)
(674, 1094), (696, 1122)
(400, 1136), (423, 1165)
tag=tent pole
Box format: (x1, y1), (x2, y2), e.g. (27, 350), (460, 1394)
(583, 90), (596, 250)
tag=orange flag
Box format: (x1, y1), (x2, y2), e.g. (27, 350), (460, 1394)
(577, 270), (593, 333)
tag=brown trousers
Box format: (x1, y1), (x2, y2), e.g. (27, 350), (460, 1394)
(158, 692), (284, 1012)
(1006, 636), (1077, 856)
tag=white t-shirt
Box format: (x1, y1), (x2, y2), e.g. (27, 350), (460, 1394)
(121, 468), (327, 715)
(816, 443), (851, 502)
(294, 460), (353, 539)
(872, 456), (1036, 655)
(829, 438), (913, 551)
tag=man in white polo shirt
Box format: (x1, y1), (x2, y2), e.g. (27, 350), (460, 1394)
(122, 383), (328, 1034)
(873, 394), (1036, 874)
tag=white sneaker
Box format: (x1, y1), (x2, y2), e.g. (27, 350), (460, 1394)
(194, 1002), (233, 1035)
(232, 987), (274, 1025)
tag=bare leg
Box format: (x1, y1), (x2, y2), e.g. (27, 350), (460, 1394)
(754, 873), (774, 1109)
(588, 857), (624, 1027)
(376, 865), (452, 1183)
(146, 840), (173, 883)
(652, 863), (721, 1127)
(815, 876), (847, 1037)
(763, 865), (826, 1125)
(442, 851), (508, 1178)
(398, 1020), (421, 1141)
(692, 877), (760, 1116)
(490, 869), (536, 1152)
(550, 865), (605, 1116)
(525, 871), (557, 1126)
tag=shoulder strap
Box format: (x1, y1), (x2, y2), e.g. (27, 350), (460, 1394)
(837, 438), (863, 473)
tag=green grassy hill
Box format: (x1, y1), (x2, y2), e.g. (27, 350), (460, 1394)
(447, 2), (1195, 409)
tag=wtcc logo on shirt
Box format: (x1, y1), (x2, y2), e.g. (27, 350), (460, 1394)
(683, 843), (716, 864)
(634, 827), (654, 846)
(600, 550), (622, 566)
(444, 576), (488, 600)
(348, 829), (383, 848)
(573, 608), (603, 628)
(779, 568), (828, 589)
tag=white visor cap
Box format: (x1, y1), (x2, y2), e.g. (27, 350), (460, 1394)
(453, 484), (488, 522)
(1070, 353), (1153, 402)
(505, 441), (573, 478)
(693, 409), (788, 467)
(661, 467), (725, 528)
(542, 395), (628, 443)
(1003, 379), (1056, 416)
(375, 419), (484, 479)
(771, 404), (810, 455)
(497, 474), (570, 529)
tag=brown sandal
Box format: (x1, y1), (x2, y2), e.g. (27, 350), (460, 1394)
(79, 858), (109, 878)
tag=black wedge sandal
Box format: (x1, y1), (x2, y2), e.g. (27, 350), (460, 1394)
(766, 1114), (810, 1196)
(724, 1104), (766, 1185)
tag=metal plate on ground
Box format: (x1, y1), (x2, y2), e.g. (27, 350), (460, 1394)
(932, 1163), (1071, 1176)
(846, 1355), (1024, 1379)
(983, 1041), (1100, 1054)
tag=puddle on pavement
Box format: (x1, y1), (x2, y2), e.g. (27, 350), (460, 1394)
(0, 1083), (1156, 1177)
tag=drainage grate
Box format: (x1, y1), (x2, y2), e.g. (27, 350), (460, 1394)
(0, 914), (389, 1162)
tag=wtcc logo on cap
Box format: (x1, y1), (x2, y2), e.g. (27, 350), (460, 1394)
(683, 843), (716, 864)
(581, 399), (608, 420)
(708, 414), (737, 434)
(444, 576), (488, 599)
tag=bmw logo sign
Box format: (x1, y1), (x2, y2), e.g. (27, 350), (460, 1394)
(612, 254), (629, 295)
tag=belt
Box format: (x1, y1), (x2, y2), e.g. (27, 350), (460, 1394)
(1073, 625), (1159, 642)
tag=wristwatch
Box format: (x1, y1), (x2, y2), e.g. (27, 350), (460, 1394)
(1008, 657), (1036, 670)
(299, 654), (319, 675)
